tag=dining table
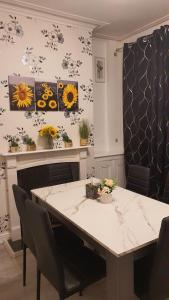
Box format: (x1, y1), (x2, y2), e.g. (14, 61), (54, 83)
(31, 178), (169, 300)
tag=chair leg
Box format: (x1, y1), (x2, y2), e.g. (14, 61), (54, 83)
(23, 243), (26, 286)
(79, 290), (83, 296)
(37, 267), (41, 300)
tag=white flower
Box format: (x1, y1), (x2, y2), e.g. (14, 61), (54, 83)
(105, 178), (114, 187)
(98, 186), (111, 195)
(102, 186), (111, 193)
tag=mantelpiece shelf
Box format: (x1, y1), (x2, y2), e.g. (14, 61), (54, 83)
(0, 146), (91, 157)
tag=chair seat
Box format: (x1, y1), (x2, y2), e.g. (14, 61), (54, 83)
(63, 246), (106, 290)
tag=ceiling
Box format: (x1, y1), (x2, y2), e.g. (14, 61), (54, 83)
(2, 0), (169, 40)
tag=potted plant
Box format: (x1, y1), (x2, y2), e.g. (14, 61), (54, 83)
(21, 134), (29, 151)
(79, 119), (90, 146)
(9, 136), (20, 153)
(62, 133), (73, 148)
(26, 137), (36, 151)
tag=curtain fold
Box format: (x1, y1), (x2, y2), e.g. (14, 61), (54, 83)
(123, 26), (169, 198)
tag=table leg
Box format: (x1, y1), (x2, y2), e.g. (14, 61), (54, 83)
(106, 252), (138, 300)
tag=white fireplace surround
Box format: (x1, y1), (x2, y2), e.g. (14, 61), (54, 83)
(1, 146), (89, 241)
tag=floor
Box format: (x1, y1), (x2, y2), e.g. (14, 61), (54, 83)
(0, 244), (106, 300)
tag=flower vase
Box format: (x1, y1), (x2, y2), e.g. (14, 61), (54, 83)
(99, 193), (112, 204)
(47, 136), (54, 149)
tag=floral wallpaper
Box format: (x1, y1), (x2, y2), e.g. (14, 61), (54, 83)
(0, 8), (93, 234)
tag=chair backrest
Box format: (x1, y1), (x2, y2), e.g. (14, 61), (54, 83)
(162, 172), (169, 204)
(148, 216), (169, 300)
(12, 184), (35, 254)
(26, 200), (65, 295)
(126, 164), (150, 196)
(17, 162), (79, 196)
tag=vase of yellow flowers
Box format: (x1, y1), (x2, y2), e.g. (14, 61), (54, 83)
(98, 178), (117, 203)
(39, 125), (59, 149)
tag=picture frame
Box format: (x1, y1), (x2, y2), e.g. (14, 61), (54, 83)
(95, 57), (105, 83)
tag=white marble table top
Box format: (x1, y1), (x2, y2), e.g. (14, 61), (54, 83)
(32, 179), (169, 257)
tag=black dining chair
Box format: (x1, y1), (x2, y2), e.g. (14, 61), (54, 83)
(134, 216), (169, 300)
(12, 184), (84, 288)
(126, 164), (150, 196)
(12, 184), (36, 286)
(26, 199), (106, 300)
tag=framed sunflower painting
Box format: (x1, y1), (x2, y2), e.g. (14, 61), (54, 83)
(35, 82), (58, 111)
(58, 80), (78, 111)
(8, 76), (35, 111)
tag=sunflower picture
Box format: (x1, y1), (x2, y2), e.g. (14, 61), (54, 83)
(58, 80), (78, 111)
(8, 76), (35, 111)
(35, 81), (58, 111)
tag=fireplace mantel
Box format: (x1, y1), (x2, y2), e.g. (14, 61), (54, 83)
(0, 145), (89, 157)
(1, 146), (90, 241)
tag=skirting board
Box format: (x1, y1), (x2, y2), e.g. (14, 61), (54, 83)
(3, 239), (23, 258)
(0, 231), (10, 244)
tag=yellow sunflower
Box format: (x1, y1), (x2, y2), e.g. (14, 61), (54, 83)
(58, 82), (64, 89)
(48, 127), (57, 138)
(49, 100), (57, 109)
(12, 82), (34, 108)
(42, 93), (49, 100)
(39, 125), (49, 136)
(37, 100), (46, 108)
(45, 89), (53, 97)
(39, 125), (58, 137)
(62, 84), (78, 109)
(41, 83), (48, 88)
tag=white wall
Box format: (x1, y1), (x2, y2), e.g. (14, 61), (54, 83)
(106, 40), (123, 153)
(93, 38), (124, 156)
(0, 4), (94, 236)
(93, 38), (108, 153)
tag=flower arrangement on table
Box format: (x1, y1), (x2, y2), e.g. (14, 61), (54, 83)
(98, 178), (117, 195)
(97, 178), (117, 203)
(39, 125), (59, 148)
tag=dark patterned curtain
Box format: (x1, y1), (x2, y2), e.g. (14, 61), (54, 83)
(123, 26), (169, 198)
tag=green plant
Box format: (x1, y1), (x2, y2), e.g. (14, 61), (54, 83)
(27, 138), (35, 146)
(79, 119), (90, 139)
(22, 135), (35, 145)
(62, 133), (72, 143)
(9, 136), (19, 147)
